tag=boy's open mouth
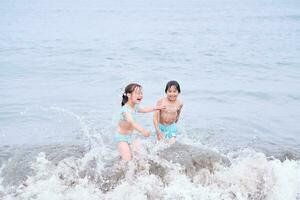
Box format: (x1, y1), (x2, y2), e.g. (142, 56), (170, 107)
(137, 97), (142, 101)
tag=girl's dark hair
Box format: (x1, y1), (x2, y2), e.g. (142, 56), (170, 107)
(121, 83), (142, 106)
(165, 80), (181, 93)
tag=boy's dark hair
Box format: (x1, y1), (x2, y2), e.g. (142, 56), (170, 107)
(165, 80), (181, 93)
(121, 83), (142, 106)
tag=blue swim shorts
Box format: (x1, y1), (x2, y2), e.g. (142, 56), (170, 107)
(158, 123), (177, 139)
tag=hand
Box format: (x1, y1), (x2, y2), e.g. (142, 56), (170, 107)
(142, 130), (151, 137)
(156, 131), (164, 141)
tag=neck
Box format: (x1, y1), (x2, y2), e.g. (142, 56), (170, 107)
(127, 101), (135, 108)
(167, 98), (176, 103)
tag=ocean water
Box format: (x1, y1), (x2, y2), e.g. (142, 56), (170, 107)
(1, 0), (300, 199)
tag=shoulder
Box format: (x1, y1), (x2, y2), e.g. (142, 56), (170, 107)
(177, 99), (183, 108)
(121, 105), (130, 113)
(156, 98), (165, 105)
(176, 98), (182, 105)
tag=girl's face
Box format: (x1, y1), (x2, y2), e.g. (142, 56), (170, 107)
(166, 85), (179, 101)
(128, 87), (143, 104)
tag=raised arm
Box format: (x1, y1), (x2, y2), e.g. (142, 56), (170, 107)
(138, 105), (164, 113)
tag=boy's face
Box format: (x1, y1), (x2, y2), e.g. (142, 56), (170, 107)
(166, 85), (179, 101)
(129, 87), (143, 103)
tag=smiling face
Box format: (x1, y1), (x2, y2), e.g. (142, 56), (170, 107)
(128, 86), (143, 104)
(166, 85), (179, 102)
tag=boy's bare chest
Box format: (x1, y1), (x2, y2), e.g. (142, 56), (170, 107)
(161, 104), (179, 114)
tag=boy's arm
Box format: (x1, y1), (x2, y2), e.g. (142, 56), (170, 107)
(175, 104), (183, 123)
(123, 112), (150, 137)
(153, 101), (164, 140)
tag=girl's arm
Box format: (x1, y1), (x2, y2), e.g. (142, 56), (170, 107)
(123, 112), (150, 137)
(138, 105), (164, 113)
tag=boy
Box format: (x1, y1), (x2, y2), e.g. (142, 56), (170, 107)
(153, 81), (183, 143)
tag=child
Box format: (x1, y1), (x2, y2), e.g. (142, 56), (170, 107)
(153, 80), (183, 143)
(116, 83), (163, 161)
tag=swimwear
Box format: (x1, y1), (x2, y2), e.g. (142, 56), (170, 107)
(158, 123), (177, 139)
(119, 104), (139, 121)
(115, 133), (133, 144)
(116, 104), (139, 144)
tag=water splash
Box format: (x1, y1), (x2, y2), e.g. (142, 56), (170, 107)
(1, 139), (299, 200)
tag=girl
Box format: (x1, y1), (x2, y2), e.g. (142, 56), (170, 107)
(116, 83), (163, 161)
